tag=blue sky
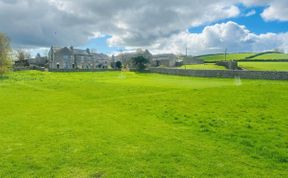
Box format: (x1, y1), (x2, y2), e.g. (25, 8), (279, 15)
(78, 36), (122, 54)
(188, 6), (288, 35)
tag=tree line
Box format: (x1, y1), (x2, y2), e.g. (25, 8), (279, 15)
(0, 33), (11, 77)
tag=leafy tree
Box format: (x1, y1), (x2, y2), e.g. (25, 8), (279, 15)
(131, 56), (149, 71)
(0, 33), (11, 76)
(115, 61), (122, 69)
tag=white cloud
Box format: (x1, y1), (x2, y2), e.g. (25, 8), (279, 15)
(0, 0), (287, 54)
(145, 21), (288, 55)
(261, 1), (288, 21)
(245, 10), (256, 17)
(243, 0), (288, 21)
(0, 0), (242, 48)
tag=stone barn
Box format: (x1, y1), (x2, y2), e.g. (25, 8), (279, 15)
(152, 54), (177, 67)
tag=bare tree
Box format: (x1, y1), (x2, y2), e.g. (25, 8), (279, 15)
(0, 32), (11, 76)
(16, 49), (30, 61)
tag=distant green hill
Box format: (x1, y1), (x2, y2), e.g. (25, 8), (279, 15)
(197, 53), (255, 62)
(196, 52), (288, 62)
(239, 62), (288, 71)
(248, 52), (288, 60)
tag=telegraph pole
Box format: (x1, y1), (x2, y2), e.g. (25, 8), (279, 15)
(185, 47), (188, 70)
(224, 48), (227, 61)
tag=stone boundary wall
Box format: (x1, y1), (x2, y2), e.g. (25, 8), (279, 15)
(48, 69), (116, 72)
(149, 68), (288, 80)
(216, 61), (239, 70)
(14, 66), (46, 71)
(206, 59), (288, 63)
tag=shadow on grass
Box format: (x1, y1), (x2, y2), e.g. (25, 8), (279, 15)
(0, 75), (9, 81)
(132, 69), (151, 74)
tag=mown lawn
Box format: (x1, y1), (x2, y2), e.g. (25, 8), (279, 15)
(239, 62), (288, 71)
(0, 71), (287, 177)
(179, 63), (226, 70)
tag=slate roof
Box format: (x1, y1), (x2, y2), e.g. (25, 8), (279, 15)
(52, 47), (109, 59)
(152, 54), (177, 61)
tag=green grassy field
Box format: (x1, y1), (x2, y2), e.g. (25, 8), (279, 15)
(198, 53), (255, 62)
(239, 62), (288, 71)
(179, 63), (226, 70)
(251, 53), (288, 60)
(198, 52), (288, 62)
(0, 71), (287, 177)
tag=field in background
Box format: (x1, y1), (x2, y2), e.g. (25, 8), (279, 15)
(0, 71), (287, 177)
(197, 53), (254, 62)
(239, 62), (288, 71)
(179, 63), (226, 70)
(197, 52), (288, 62)
(251, 53), (288, 60)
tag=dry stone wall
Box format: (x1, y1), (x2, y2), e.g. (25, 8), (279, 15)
(149, 68), (288, 80)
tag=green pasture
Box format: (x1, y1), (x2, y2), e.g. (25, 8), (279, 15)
(251, 53), (288, 60)
(239, 62), (288, 71)
(179, 63), (226, 70)
(198, 53), (255, 62)
(0, 71), (287, 177)
(198, 52), (288, 62)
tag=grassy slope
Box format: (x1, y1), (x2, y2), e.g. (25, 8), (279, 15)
(239, 62), (288, 71)
(0, 71), (287, 177)
(179, 63), (226, 70)
(251, 53), (288, 60)
(198, 52), (288, 62)
(198, 53), (255, 62)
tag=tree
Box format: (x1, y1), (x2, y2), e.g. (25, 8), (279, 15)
(115, 61), (122, 69)
(0, 33), (11, 76)
(16, 49), (30, 61)
(131, 56), (149, 71)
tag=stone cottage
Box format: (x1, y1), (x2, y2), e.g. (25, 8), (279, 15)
(152, 54), (177, 67)
(48, 46), (110, 70)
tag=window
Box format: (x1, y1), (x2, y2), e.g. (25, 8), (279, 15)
(63, 55), (68, 60)
(65, 63), (68, 69)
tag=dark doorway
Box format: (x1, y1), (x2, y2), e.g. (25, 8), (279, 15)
(156, 60), (160, 67)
